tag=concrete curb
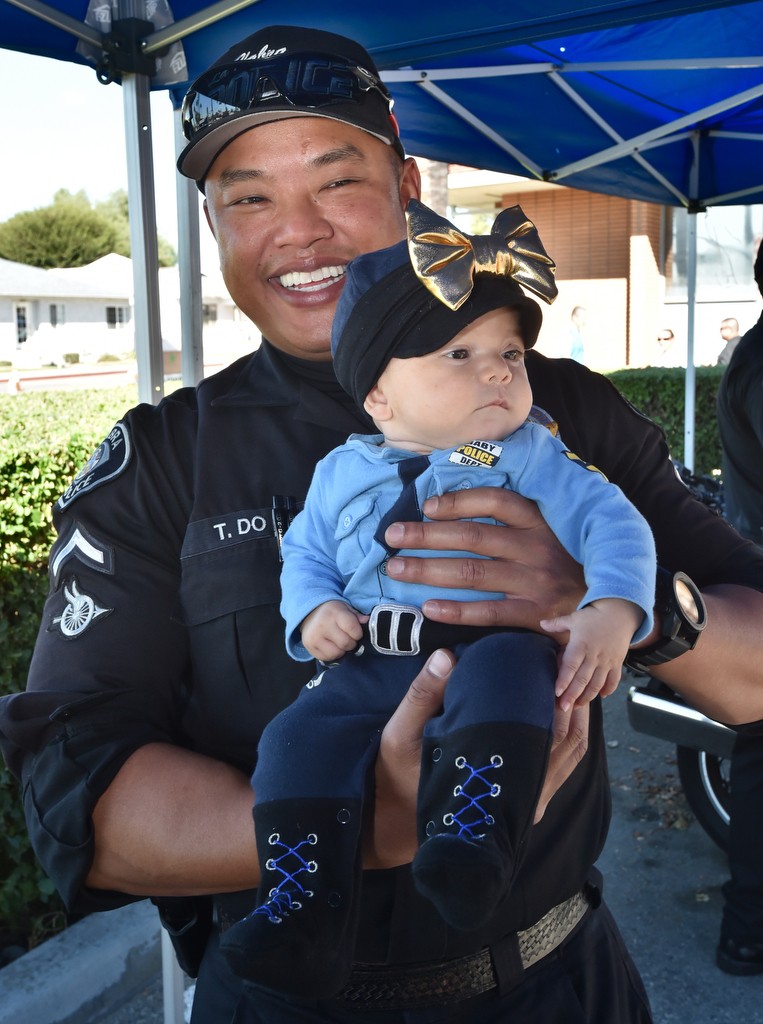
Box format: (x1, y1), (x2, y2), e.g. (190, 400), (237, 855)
(0, 901), (160, 1024)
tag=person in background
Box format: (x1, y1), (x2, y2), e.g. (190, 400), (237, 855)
(718, 317), (742, 367)
(655, 328), (676, 366)
(715, 240), (763, 975)
(567, 304), (587, 362)
(1, 24), (763, 1024)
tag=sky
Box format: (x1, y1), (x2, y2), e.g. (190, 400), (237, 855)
(0, 48), (200, 254)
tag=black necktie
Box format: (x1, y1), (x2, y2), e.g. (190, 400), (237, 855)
(374, 454), (431, 556)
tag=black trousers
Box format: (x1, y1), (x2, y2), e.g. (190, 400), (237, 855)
(722, 731), (763, 943)
(189, 900), (653, 1024)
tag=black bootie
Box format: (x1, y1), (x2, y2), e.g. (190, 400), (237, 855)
(412, 720), (552, 931)
(219, 797), (363, 998)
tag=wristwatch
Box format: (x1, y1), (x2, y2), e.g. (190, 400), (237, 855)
(625, 567), (708, 674)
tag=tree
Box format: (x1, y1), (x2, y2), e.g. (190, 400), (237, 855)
(0, 189), (176, 269)
(95, 190), (177, 268)
(0, 192), (118, 268)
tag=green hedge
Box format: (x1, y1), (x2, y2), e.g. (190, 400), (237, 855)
(0, 385), (137, 943)
(0, 367), (723, 940)
(607, 365), (725, 476)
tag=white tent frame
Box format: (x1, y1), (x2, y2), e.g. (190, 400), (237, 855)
(6, 0), (261, 404)
(385, 60), (763, 468)
(9, 0), (763, 448)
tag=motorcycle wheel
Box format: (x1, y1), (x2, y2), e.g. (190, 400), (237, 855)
(676, 746), (730, 852)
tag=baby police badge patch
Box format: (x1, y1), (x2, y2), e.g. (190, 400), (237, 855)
(58, 422), (132, 511)
(448, 441), (503, 468)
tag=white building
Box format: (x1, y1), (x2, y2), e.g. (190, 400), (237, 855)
(0, 253), (257, 371)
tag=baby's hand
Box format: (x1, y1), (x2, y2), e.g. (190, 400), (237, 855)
(540, 599), (642, 711)
(301, 600), (366, 662)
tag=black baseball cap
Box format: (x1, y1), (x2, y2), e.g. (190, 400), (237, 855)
(177, 25), (404, 184)
(331, 236), (543, 411)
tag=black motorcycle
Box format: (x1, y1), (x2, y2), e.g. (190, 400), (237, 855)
(626, 462), (735, 851)
(626, 673), (736, 850)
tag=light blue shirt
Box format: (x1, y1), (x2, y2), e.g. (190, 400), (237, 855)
(280, 416), (656, 660)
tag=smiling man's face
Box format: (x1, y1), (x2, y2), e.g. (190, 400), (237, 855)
(203, 118), (421, 360)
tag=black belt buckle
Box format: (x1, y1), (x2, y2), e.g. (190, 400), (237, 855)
(368, 603), (423, 656)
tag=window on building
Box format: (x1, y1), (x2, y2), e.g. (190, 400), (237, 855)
(49, 303), (65, 328)
(16, 305), (28, 344)
(202, 304), (218, 324)
(667, 204), (763, 300)
(106, 306), (130, 329)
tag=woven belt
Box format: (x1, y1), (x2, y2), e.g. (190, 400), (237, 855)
(335, 890), (590, 1011)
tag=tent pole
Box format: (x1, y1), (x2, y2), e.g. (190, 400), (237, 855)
(174, 107), (204, 386)
(683, 129), (702, 474)
(684, 212), (698, 472)
(122, 71), (164, 405)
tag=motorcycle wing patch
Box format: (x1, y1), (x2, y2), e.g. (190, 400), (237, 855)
(48, 577), (112, 639)
(57, 422), (132, 511)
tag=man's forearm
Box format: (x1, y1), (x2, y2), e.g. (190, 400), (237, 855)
(87, 744), (260, 897)
(87, 652), (458, 897)
(648, 584), (763, 725)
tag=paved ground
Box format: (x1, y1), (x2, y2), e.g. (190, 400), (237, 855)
(598, 673), (762, 1024)
(101, 673), (763, 1023)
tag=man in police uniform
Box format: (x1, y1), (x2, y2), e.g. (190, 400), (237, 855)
(2, 24), (763, 1024)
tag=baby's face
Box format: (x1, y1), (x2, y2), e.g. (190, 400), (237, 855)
(368, 306), (533, 453)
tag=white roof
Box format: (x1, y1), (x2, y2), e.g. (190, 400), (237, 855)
(0, 253), (232, 306)
(0, 256), (126, 300)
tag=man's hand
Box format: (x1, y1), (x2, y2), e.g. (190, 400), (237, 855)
(383, 488), (586, 631)
(364, 649), (454, 870)
(534, 702), (590, 823)
(363, 650), (590, 867)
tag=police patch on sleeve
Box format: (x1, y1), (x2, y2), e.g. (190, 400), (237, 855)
(47, 577), (112, 639)
(57, 422), (132, 511)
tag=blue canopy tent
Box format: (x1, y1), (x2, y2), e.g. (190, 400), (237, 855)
(3, 1), (763, 469)
(2, 0), (763, 469)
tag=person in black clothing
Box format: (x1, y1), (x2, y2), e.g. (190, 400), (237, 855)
(717, 246), (763, 547)
(718, 317), (742, 367)
(2, 24), (763, 1024)
(715, 239), (763, 975)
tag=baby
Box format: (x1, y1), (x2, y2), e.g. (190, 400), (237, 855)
(220, 200), (656, 999)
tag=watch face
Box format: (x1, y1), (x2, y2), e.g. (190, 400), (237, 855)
(675, 577), (701, 625)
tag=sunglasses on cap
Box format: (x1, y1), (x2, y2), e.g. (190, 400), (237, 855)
(181, 52), (395, 140)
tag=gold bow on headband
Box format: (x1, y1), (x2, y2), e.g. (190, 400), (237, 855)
(406, 198), (558, 311)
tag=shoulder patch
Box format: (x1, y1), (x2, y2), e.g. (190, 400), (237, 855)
(58, 422), (132, 511)
(563, 449), (609, 481)
(528, 404), (560, 437)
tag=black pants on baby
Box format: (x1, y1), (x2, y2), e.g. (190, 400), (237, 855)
(220, 632), (557, 998)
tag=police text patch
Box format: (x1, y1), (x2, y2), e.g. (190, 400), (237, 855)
(58, 422), (132, 511)
(448, 440), (503, 469)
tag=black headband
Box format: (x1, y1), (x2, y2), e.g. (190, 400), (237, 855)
(332, 246), (542, 410)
